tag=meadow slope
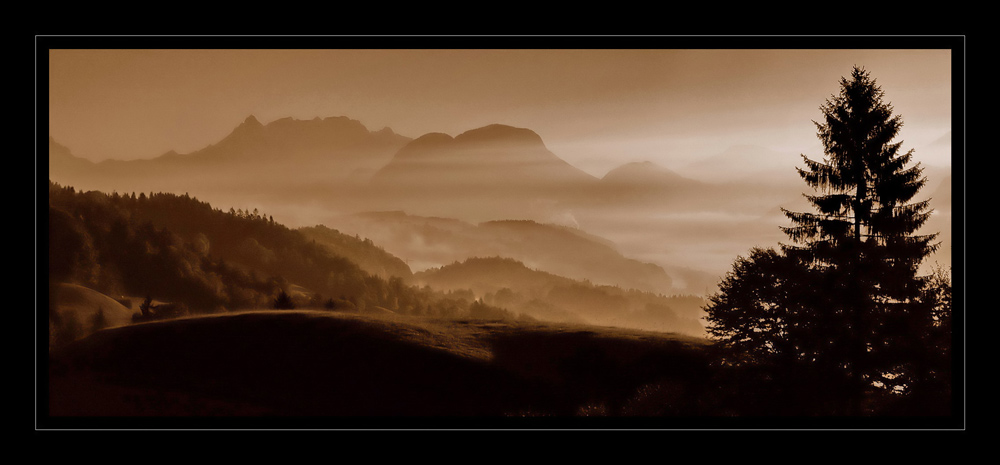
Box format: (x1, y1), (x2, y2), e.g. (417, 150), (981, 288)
(47, 310), (714, 421)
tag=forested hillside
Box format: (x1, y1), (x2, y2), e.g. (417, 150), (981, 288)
(47, 182), (505, 322)
(49, 181), (714, 344)
(297, 224), (413, 280)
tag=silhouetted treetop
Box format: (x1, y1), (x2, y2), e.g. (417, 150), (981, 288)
(704, 66), (950, 416)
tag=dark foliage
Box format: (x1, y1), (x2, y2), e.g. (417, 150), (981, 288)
(704, 67), (952, 416)
(48, 182), (527, 322)
(298, 225), (413, 280)
(49, 183), (284, 312)
(273, 290), (296, 310)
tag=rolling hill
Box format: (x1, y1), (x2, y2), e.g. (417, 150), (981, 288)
(327, 211), (678, 294)
(413, 257), (706, 336)
(48, 182), (703, 343)
(48, 283), (137, 349)
(47, 310), (713, 419)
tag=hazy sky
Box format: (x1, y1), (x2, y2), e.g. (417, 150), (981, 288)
(47, 45), (954, 177)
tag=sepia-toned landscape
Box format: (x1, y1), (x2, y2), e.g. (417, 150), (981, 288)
(39, 38), (962, 429)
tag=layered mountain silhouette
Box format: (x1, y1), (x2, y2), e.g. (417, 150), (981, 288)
(592, 161), (706, 207)
(45, 115), (809, 294)
(48, 114), (952, 294)
(49, 182), (709, 342)
(49, 138), (94, 174)
(602, 161), (698, 187)
(682, 145), (800, 183)
(297, 224), (413, 280)
(48, 115), (412, 209)
(362, 124), (600, 221)
(413, 256), (706, 336)
(371, 124), (597, 188)
(48, 115), (771, 224)
(327, 211), (678, 294)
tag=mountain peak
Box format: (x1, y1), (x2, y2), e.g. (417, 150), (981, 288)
(242, 114), (262, 127)
(48, 137), (95, 173)
(213, 115), (265, 148)
(375, 126), (398, 136)
(49, 136), (68, 150)
(226, 114), (264, 138)
(454, 124), (545, 147)
(621, 160), (660, 170)
(604, 160), (676, 179)
(601, 160), (702, 192)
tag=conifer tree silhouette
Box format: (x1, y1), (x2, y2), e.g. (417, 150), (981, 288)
(782, 66), (938, 411)
(706, 66), (944, 415)
(273, 290), (296, 310)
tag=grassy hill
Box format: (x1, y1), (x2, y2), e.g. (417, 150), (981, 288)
(47, 310), (714, 421)
(414, 257), (706, 336)
(48, 283), (137, 349)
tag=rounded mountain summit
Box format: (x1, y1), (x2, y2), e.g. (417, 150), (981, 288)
(370, 123), (598, 190)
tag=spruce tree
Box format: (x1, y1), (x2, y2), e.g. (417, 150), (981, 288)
(780, 66), (938, 411)
(705, 66), (944, 415)
(273, 290), (296, 310)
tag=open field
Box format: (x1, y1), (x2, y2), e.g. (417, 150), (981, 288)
(46, 309), (714, 424)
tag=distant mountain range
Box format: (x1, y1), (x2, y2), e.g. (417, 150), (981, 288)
(372, 124), (597, 188)
(682, 144), (801, 183)
(49, 182), (707, 337)
(297, 224), (413, 280)
(360, 123), (602, 221)
(48, 115), (412, 209)
(43, 114), (809, 222)
(48, 114), (954, 293)
(326, 211), (680, 295)
(48, 116), (718, 222)
(413, 256), (706, 335)
(596, 161), (705, 203)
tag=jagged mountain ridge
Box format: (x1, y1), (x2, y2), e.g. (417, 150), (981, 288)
(48, 115), (719, 222)
(47, 115), (413, 207)
(48, 113), (952, 296)
(45, 114), (808, 295)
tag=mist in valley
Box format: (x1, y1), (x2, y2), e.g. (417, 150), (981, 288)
(49, 112), (953, 298)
